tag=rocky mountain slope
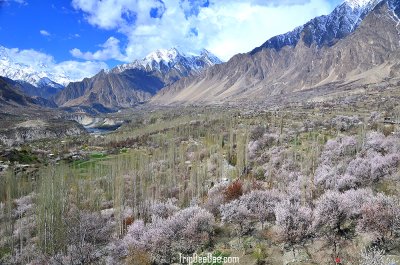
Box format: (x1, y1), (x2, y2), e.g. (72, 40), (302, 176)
(152, 0), (400, 105)
(55, 48), (221, 110)
(0, 77), (56, 109)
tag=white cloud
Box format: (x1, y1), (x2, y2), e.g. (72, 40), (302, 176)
(6, 47), (54, 66)
(71, 0), (336, 61)
(40, 30), (51, 36)
(71, 0), (136, 30)
(1, 0), (27, 5)
(3, 46), (107, 82)
(196, 0), (335, 60)
(70, 37), (128, 61)
(54, 60), (108, 81)
(221, 0), (311, 6)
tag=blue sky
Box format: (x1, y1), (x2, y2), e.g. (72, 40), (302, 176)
(0, 0), (342, 79)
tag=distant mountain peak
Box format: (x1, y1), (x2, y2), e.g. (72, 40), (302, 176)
(0, 45), (71, 87)
(199, 48), (219, 59)
(144, 48), (181, 64)
(344, 0), (380, 9)
(57, 47), (222, 109)
(110, 47), (222, 74)
(153, 0), (400, 105)
(252, 0), (386, 54)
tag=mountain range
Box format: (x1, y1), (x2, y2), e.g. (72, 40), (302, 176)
(0, 47), (70, 99)
(1, 0), (399, 110)
(54, 48), (221, 110)
(152, 0), (400, 104)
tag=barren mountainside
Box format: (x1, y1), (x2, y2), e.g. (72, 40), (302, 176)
(152, 0), (400, 105)
(0, 77), (57, 109)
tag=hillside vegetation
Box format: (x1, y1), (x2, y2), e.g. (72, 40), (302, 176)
(1, 95), (400, 264)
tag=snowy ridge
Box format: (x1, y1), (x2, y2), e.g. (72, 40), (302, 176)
(144, 48), (180, 64)
(110, 48), (222, 74)
(0, 46), (70, 87)
(253, 0), (386, 53)
(345, 0), (381, 9)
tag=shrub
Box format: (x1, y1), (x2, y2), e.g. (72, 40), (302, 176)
(224, 180), (243, 202)
(125, 248), (152, 265)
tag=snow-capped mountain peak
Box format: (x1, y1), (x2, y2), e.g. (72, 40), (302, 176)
(344, 0), (381, 9)
(0, 45), (72, 87)
(144, 48), (180, 64)
(253, 0), (386, 53)
(199, 49), (223, 65)
(110, 48), (222, 74)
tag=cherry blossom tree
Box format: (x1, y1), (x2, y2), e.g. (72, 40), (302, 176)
(341, 188), (374, 218)
(313, 190), (350, 255)
(239, 189), (281, 228)
(248, 133), (278, 160)
(331, 115), (360, 132)
(275, 200), (313, 255)
(364, 132), (386, 153)
(357, 194), (399, 247)
(49, 207), (114, 265)
(315, 136), (358, 190)
(315, 132), (400, 191)
(220, 199), (253, 240)
(149, 198), (179, 219)
(205, 181), (229, 216)
(122, 206), (214, 264)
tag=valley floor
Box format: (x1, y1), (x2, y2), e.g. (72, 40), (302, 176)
(1, 87), (400, 264)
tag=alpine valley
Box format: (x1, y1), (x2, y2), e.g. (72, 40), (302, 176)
(2, 0), (400, 264)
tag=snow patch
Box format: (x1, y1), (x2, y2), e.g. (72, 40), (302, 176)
(345, 0), (380, 9)
(0, 46), (71, 87)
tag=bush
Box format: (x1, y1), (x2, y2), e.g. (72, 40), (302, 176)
(224, 180), (243, 202)
(123, 207), (215, 264)
(253, 166), (265, 180)
(359, 247), (395, 265)
(250, 126), (266, 141)
(125, 248), (152, 265)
